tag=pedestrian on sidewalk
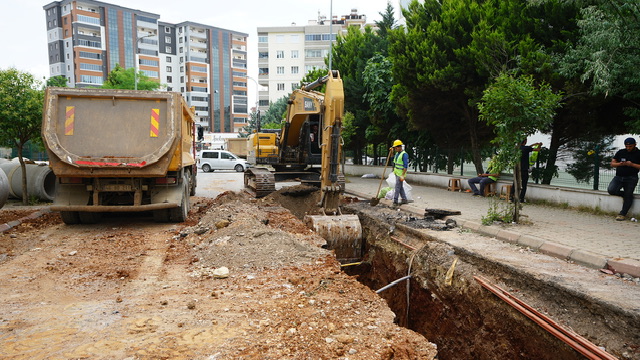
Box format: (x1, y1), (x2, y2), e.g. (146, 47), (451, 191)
(391, 139), (409, 207)
(468, 157), (501, 197)
(608, 137), (640, 221)
(510, 139), (542, 202)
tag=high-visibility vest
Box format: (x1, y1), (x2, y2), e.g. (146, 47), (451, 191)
(393, 151), (407, 176)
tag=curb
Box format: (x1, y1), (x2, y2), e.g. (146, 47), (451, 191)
(345, 189), (640, 278)
(0, 207), (51, 233)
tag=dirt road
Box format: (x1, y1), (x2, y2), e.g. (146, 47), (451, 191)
(0, 191), (437, 360)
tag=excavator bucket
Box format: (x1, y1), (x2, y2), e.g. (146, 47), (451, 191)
(304, 214), (362, 261)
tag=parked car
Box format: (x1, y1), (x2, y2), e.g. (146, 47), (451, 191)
(197, 150), (251, 172)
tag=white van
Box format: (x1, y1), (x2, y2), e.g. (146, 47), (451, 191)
(197, 150), (251, 172)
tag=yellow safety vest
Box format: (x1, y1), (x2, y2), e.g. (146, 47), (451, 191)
(393, 151), (407, 176)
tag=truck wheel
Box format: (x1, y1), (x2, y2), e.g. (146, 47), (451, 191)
(60, 211), (80, 225)
(187, 170), (196, 196)
(169, 175), (190, 222)
(78, 212), (101, 224)
(234, 164), (244, 172)
(202, 164), (211, 173)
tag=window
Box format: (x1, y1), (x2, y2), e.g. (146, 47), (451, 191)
(166, 66), (172, 72)
(258, 67), (269, 75)
(165, 46), (171, 52)
(80, 63), (101, 71)
(258, 35), (268, 43)
(80, 75), (103, 84)
(277, 83), (285, 91)
(291, 83), (299, 91)
(276, 35), (284, 43)
(290, 34), (299, 43)
(191, 65), (207, 72)
(166, 56), (171, 62)
(291, 50), (299, 59)
(165, 26), (171, 33)
(179, 47), (183, 53)
(277, 66), (284, 74)
(180, 66), (184, 72)
(291, 66), (299, 74)
(165, 36), (171, 43)
(259, 52), (268, 59)
(276, 50), (284, 59)
(79, 51), (101, 59)
(167, 76), (172, 82)
(139, 59), (159, 66)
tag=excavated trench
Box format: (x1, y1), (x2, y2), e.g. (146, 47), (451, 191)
(270, 187), (638, 360)
(337, 203), (639, 360)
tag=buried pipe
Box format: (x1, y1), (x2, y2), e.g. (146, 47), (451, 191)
(0, 162), (56, 201)
(474, 275), (618, 360)
(0, 169), (9, 209)
(376, 275), (412, 294)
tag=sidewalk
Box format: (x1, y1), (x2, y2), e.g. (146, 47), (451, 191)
(344, 175), (640, 278)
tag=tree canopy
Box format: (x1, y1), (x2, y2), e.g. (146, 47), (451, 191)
(101, 64), (161, 90)
(0, 68), (45, 204)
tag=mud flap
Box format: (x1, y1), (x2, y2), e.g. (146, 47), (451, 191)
(303, 214), (362, 262)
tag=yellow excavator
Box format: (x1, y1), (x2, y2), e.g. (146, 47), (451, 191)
(244, 70), (362, 261)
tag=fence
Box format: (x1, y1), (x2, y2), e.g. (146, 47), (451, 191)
(405, 148), (640, 193)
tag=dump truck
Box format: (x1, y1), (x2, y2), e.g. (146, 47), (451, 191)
(42, 88), (197, 224)
(224, 137), (248, 158)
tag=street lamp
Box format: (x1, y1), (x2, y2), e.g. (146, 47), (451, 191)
(135, 33), (155, 90)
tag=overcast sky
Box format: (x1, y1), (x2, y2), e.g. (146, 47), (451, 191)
(0, 0), (397, 84)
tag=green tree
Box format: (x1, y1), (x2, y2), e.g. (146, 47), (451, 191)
(0, 68), (45, 205)
(478, 73), (561, 222)
(101, 64), (161, 90)
(390, 0), (543, 174)
(46, 75), (68, 88)
(332, 24), (387, 164)
(558, 1), (640, 129)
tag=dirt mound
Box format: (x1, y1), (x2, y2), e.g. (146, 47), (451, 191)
(186, 191), (329, 271)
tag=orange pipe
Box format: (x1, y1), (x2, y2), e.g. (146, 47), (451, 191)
(474, 276), (617, 360)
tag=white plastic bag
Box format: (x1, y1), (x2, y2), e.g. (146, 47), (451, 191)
(384, 173), (413, 201)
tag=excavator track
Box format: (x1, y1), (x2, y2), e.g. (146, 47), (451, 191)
(244, 167), (276, 198)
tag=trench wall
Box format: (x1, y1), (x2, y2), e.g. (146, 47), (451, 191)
(345, 207), (639, 360)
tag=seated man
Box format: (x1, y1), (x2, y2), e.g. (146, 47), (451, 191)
(468, 159), (501, 196)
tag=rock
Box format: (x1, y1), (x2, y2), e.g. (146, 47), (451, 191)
(212, 266), (230, 279)
(215, 220), (230, 229)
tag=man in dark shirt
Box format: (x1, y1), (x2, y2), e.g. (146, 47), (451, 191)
(511, 139), (542, 202)
(608, 137), (640, 220)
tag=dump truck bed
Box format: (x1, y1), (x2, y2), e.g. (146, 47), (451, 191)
(43, 88), (195, 177)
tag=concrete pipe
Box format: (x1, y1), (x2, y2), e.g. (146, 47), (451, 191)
(0, 162), (56, 201)
(0, 168), (9, 209)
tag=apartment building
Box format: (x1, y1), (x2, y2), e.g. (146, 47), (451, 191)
(256, 9), (368, 111)
(43, 0), (249, 133)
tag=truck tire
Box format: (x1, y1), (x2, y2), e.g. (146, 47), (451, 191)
(79, 212), (101, 224)
(60, 211), (80, 225)
(201, 164), (211, 173)
(234, 164), (245, 172)
(187, 169), (196, 196)
(169, 175), (190, 222)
